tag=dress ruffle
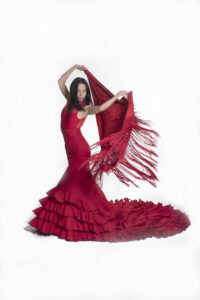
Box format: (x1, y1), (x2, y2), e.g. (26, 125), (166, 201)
(28, 185), (191, 242)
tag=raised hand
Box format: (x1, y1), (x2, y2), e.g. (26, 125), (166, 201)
(75, 64), (86, 71)
(116, 90), (129, 100)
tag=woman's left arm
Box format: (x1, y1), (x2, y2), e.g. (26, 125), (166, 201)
(86, 90), (128, 115)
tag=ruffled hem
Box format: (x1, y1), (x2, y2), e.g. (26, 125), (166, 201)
(107, 198), (191, 241)
(28, 186), (191, 242)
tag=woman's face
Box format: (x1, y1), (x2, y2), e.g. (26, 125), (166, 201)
(77, 83), (87, 101)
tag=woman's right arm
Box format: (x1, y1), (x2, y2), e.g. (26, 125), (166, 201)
(58, 65), (77, 101)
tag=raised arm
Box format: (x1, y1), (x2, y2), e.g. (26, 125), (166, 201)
(84, 90), (128, 117)
(58, 65), (77, 101)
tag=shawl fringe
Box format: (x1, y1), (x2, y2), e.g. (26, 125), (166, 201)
(79, 111), (160, 189)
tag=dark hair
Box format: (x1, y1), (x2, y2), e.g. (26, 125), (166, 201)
(66, 77), (93, 114)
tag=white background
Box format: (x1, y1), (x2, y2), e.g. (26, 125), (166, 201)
(1, 0), (200, 299)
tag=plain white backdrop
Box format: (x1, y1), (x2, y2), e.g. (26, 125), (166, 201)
(1, 0), (200, 299)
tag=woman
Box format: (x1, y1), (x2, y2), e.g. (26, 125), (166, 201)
(27, 64), (191, 242)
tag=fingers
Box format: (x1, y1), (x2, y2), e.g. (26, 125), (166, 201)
(76, 64), (86, 71)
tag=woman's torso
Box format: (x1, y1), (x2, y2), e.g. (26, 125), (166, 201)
(60, 103), (90, 165)
(61, 104), (86, 131)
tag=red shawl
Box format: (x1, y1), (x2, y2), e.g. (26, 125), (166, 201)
(78, 67), (160, 189)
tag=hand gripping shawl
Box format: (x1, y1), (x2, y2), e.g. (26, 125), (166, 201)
(78, 67), (160, 189)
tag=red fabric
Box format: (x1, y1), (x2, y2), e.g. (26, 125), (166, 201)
(78, 67), (160, 189)
(28, 97), (191, 242)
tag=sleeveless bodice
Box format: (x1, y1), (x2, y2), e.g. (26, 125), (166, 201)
(60, 102), (90, 167)
(60, 105), (86, 132)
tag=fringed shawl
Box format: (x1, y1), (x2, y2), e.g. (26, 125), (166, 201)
(78, 67), (160, 189)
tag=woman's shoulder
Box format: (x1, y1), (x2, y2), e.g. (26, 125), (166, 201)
(64, 104), (91, 114)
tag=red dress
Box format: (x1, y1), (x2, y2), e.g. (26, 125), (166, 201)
(28, 100), (191, 242)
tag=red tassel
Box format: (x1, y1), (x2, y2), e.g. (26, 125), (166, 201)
(78, 110), (160, 189)
(79, 68), (161, 189)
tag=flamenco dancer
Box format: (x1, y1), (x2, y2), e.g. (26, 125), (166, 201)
(27, 64), (191, 242)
